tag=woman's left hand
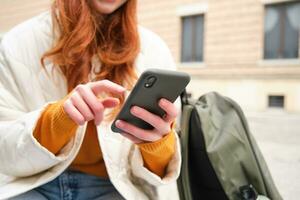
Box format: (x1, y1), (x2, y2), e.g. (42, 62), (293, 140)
(115, 98), (178, 144)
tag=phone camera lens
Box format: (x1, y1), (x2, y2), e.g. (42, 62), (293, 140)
(144, 76), (157, 88)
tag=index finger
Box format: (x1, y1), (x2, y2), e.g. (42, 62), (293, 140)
(90, 80), (126, 96)
(158, 98), (178, 123)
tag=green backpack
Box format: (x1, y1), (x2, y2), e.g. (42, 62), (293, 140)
(177, 92), (282, 200)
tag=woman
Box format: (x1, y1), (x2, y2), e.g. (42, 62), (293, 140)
(0, 0), (181, 199)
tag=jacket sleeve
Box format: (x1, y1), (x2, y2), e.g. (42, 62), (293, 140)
(130, 28), (182, 186)
(0, 39), (82, 178)
(131, 130), (182, 186)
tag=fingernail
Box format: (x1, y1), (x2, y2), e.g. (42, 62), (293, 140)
(131, 106), (139, 114)
(160, 99), (166, 106)
(116, 120), (123, 128)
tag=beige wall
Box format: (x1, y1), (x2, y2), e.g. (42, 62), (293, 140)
(0, 0), (51, 33)
(187, 79), (300, 112)
(138, 0), (300, 113)
(137, 0), (300, 69)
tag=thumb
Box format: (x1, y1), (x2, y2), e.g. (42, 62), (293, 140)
(101, 97), (120, 108)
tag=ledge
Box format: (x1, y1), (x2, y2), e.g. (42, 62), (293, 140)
(176, 3), (208, 16)
(261, 0), (298, 5)
(178, 62), (206, 69)
(258, 59), (300, 67)
(177, 66), (300, 79)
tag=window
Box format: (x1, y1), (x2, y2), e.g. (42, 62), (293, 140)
(264, 1), (300, 59)
(181, 15), (204, 62)
(268, 95), (284, 108)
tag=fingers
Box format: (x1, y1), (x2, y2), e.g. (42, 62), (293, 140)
(130, 106), (170, 134)
(115, 120), (162, 142)
(63, 99), (85, 125)
(101, 97), (120, 108)
(70, 92), (94, 122)
(63, 80), (124, 126)
(90, 80), (126, 96)
(75, 84), (105, 125)
(118, 99), (178, 143)
(158, 98), (178, 123)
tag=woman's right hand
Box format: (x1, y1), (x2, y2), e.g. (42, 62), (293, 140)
(63, 80), (126, 126)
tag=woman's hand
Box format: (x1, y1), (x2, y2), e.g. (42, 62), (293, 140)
(63, 80), (126, 126)
(115, 98), (178, 143)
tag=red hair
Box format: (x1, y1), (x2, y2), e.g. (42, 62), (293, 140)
(41, 0), (140, 108)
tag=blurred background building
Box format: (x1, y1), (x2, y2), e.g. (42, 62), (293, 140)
(0, 0), (300, 199)
(138, 2), (300, 198)
(138, 0), (300, 113)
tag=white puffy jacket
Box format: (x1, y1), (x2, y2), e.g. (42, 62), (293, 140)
(0, 12), (181, 200)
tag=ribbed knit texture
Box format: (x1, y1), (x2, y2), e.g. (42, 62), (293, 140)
(33, 97), (78, 154)
(138, 131), (176, 177)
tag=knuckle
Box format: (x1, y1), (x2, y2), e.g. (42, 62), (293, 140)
(102, 79), (110, 84)
(75, 84), (82, 90)
(77, 117), (86, 125)
(70, 94), (78, 103)
(75, 84), (86, 92)
(170, 109), (178, 118)
(63, 99), (71, 109)
(173, 109), (178, 116)
(63, 100), (74, 114)
(84, 113), (94, 121)
(165, 126), (171, 133)
(160, 125), (170, 134)
(137, 132), (145, 140)
(100, 79), (109, 86)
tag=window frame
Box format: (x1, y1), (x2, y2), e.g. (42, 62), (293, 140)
(180, 14), (205, 63)
(268, 95), (285, 108)
(263, 1), (300, 60)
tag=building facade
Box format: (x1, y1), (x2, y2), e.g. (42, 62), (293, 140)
(138, 0), (300, 113)
(0, 0), (299, 112)
(0, 0), (51, 35)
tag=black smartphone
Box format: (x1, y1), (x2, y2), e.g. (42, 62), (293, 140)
(111, 68), (190, 133)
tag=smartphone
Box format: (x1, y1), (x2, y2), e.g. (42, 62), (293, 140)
(111, 68), (190, 133)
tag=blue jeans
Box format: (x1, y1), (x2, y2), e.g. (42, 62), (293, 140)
(10, 170), (125, 200)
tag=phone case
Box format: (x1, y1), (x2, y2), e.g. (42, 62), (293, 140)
(111, 68), (190, 133)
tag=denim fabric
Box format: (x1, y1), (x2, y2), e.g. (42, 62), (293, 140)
(10, 170), (125, 200)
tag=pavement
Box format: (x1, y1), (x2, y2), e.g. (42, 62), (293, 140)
(246, 110), (300, 200)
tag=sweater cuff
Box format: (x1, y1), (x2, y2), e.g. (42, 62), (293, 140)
(33, 94), (78, 154)
(138, 130), (175, 153)
(49, 98), (78, 131)
(137, 127), (176, 177)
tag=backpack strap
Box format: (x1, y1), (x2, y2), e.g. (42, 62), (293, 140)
(180, 89), (189, 105)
